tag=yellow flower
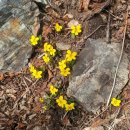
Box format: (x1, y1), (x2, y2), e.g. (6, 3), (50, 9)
(44, 42), (52, 52)
(43, 106), (47, 111)
(30, 35), (39, 46)
(58, 60), (66, 70)
(60, 67), (70, 76)
(71, 24), (82, 36)
(65, 50), (77, 62)
(49, 47), (56, 57)
(32, 69), (42, 79)
(55, 23), (62, 32)
(42, 54), (50, 64)
(56, 96), (67, 108)
(65, 103), (75, 111)
(39, 97), (44, 103)
(50, 85), (58, 95)
(111, 98), (121, 107)
(29, 64), (35, 73)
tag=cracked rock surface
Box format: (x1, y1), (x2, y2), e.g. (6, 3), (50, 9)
(67, 38), (129, 113)
(0, 0), (41, 72)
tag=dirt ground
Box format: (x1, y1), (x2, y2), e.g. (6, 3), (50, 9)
(0, 0), (130, 130)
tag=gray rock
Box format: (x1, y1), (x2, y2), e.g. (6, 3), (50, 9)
(67, 38), (129, 113)
(0, 0), (40, 72)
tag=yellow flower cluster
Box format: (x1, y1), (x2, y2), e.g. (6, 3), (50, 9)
(111, 98), (121, 107)
(30, 35), (39, 46)
(50, 85), (58, 95)
(55, 23), (63, 32)
(56, 96), (75, 111)
(29, 22), (82, 112)
(71, 24), (82, 36)
(58, 50), (77, 76)
(29, 64), (42, 79)
(42, 42), (56, 64)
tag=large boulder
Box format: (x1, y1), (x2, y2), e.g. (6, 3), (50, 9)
(0, 0), (42, 72)
(67, 38), (129, 113)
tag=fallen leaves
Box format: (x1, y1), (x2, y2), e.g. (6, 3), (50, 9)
(82, 0), (111, 21)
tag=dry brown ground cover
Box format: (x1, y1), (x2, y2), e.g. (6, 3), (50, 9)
(0, 0), (130, 130)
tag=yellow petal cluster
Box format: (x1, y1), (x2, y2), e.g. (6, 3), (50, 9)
(39, 97), (44, 103)
(50, 85), (58, 95)
(65, 103), (75, 111)
(29, 64), (42, 79)
(44, 42), (52, 52)
(56, 96), (67, 108)
(58, 50), (77, 76)
(71, 24), (82, 36)
(111, 98), (121, 107)
(43, 43), (56, 64)
(42, 53), (50, 64)
(55, 23), (63, 32)
(65, 50), (77, 62)
(58, 60), (66, 70)
(43, 106), (47, 111)
(30, 35), (39, 46)
(60, 67), (70, 77)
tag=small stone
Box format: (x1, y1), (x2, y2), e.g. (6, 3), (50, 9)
(68, 20), (79, 28)
(67, 38), (129, 113)
(83, 126), (104, 130)
(120, 0), (126, 4)
(56, 42), (71, 50)
(33, 126), (42, 130)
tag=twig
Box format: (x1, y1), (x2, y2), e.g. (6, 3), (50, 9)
(108, 108), (121, 130)
(106, 8), (128, 107)
(106, 12), (111, 43)
(24, 76), (32, 83)
(62, 111), (68, 120)
(78, 25), (105, 44)
(12, 79), (39, 110)
(105, 9), (123, 20)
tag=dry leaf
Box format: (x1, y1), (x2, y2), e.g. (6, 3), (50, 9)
(8, 72), (15, 78)
(0, 73), (4, 80)
(123, 89), (130, 100)
(42, 25), (52, 38)
(91, 117), (108, 127)
(79, 0), (90, 11)
(63, 14), (73, 21)
(128, 19), (130, 25)
(62, 115), (71, 126)
(115, 27), (124, 40)
(47, 7), (60, 18)
(16, 123), (26, 129)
